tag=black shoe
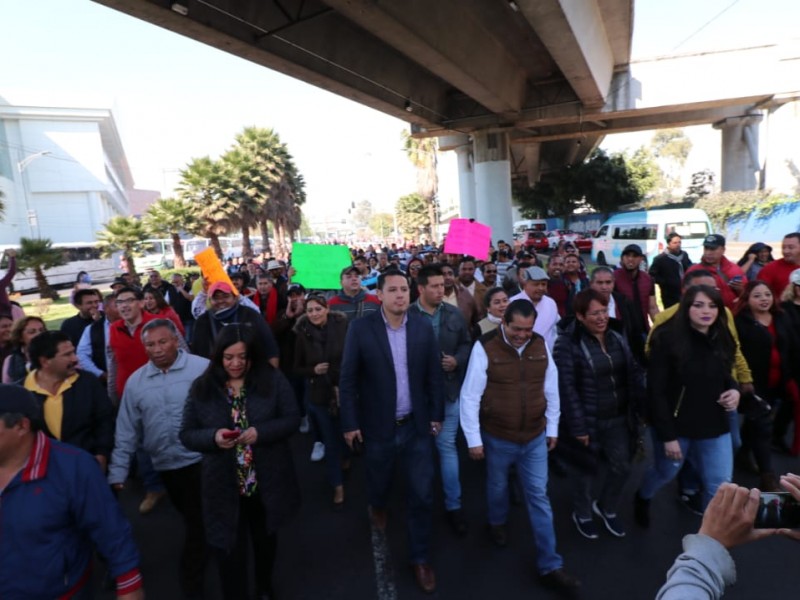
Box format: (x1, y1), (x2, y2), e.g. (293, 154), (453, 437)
(678, 491), (703, 516)
(488, 524), (508, 547)
(634, 492), (650, 528)
(446, 509), (468, 537)
(540, 568), (581, 596)
(734, 449), (759, 474)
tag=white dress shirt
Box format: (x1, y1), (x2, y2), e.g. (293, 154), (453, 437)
(508, 291), (560, 350)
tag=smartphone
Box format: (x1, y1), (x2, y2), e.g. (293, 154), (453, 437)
(221, 429), (241, 440)
(754, 492), (800, 529)
(730, 275), (743, 284)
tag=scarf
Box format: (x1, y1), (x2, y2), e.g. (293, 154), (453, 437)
(256, 290), (278, 324)
(665, 250), (688, 280)
(487, 313), (503, 324)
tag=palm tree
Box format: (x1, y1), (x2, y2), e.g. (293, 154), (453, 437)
(97, 216), (148, 276)
(395, 193), (431, 239)
(402, 131), (439, 241)
(176, 156), (233, 258)
(16, 237), (66, 300)
(143, 197), (196, 268)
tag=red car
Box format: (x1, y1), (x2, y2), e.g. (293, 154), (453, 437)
(574, 234), (593, 253)
(523, 230), (549, 252)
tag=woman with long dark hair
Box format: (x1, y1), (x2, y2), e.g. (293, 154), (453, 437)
(1, 316), (46, 383)
(143, 288), (186, 336)
(737, 242), (774, 281)
(635, 285), (740, 526)
(733, 281), (793, 489)
(293, 294), (349, 508)
(181, 324), (300, 599)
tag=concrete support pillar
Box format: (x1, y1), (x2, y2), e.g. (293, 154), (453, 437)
(525, 143), (542, 186)
(438, 134), (476, 219)
(713, 112), (763, 192)
(472, 131), (513, 245)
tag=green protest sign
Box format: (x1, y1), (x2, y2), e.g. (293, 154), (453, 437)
(291, 243), (352, 290)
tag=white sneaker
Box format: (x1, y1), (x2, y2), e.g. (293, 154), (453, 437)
(310, 442), (326, 462)
(299, 416), (310, 434)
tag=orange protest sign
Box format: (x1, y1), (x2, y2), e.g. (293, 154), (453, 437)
(194, 247), (237, 296)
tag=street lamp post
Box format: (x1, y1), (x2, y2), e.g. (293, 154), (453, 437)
(17, 150), (52, 238)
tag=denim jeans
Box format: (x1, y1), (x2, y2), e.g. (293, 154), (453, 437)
(364, 419), (435, 564)
(573, 416), (632, 519)
(677, 413), (739, 497)
(483, 431), (562, 574)
(435, 398), (462, 511)
(640, 429), (732, 509)
(307, 402), (344, 487)
(136, 446), (164, 492)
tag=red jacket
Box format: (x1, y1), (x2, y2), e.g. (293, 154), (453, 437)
(758, 258), (799, 298)
(686, 256), (747, 309)
(109, 312), (158, 399)
(613, 267), (655, 330)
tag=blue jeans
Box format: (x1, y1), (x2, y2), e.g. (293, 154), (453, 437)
(640, 429), (732, 509)
(435, 399), (462, 511)
(677, 413), (740, 496)
(307, 402), (344, 487)
(483, 431), (562, 574)
(364, 419), (435, 564)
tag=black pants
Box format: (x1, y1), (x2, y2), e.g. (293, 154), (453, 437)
(160, 462), (208, 598)
(216, 494), (277, 600)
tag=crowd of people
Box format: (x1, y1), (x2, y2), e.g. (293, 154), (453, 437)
(0, 230), (799, 599)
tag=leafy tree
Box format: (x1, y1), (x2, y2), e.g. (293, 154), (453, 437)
(97, 216), (148, 277)
(176, 156), (232, 258)
(651, 128), (692, 193)
(684, 169), (715, 203)
(369, 212), (394, 239)
(625, 146), (662, 200)
(16, 237), (66, 300)
(395, 193), (430, 238)
(143, 197), (196, 268)
(402, 131), (438, 240)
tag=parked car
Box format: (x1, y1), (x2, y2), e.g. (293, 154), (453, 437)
(574, 234), (593, 253)
(547, 229), (580, 250)
(523, 230), (550, 252)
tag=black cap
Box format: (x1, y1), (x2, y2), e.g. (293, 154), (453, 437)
(111, 277), (126, 287)
(340, 265), (360, 277)
(621, 244), (644, 257)
(287, 283), (306, 295)
(0, 385), (42, 423)
(703, 234), (726, 248)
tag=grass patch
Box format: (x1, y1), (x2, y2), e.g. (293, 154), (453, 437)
(18, 297), (77, 330)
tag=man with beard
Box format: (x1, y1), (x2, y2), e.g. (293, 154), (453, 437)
(649, 232), (691, 309)
(480, 262), (498, 288)
(457, 257), (487, 318)
(442, 263), (479, 328)
(23, 331), (114, 472)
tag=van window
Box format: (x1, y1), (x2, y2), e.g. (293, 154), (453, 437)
(612, 224), (658, 240)
(665, 221), (710, 240)
(596, 225), (608, 237)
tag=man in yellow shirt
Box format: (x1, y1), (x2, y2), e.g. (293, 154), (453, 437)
(23, 331), (113, 472)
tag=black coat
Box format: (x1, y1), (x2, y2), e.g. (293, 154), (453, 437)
(735, 310), (796, 399)
(191, 304), (279, 361)
(649, 251), (691, 309)
(293, 311), (349, 406)
(180, 370), (301, 551)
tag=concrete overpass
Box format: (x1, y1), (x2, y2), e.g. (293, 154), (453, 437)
(93, 0), (800, 241)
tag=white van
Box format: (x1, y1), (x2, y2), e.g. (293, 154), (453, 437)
(591, 208), (713, 266)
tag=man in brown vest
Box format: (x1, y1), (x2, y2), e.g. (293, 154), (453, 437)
(460, 299), (580, 596)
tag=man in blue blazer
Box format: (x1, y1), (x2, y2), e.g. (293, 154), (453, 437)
(340, 269), (444, 594)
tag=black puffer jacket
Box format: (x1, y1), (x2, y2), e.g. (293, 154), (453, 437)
(553, 320), (645, 443)
(293, 311), (349, 407)
(180, 370), (300, 552)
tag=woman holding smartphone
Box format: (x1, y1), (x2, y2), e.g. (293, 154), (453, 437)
(181, 324), (300, 599)
(635, 285), (739, 526)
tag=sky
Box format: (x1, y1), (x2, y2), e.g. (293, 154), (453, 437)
(1, 0), (797, 217)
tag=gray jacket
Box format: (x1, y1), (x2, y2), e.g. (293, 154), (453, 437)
(410, 301), (471, 402)
(656, 534), (736, 600)
(108, 350), (209, 484)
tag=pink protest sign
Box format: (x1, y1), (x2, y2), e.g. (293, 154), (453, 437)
(443, 218), (492, 258)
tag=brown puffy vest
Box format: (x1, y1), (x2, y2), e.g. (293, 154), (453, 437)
(479, 329), (549, 444)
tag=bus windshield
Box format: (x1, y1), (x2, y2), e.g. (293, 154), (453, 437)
(665, 221), (710, 240)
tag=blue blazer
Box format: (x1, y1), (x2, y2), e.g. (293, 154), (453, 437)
(339, 308), (445, 442)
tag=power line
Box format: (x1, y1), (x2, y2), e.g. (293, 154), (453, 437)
(671, 0), (743, 52)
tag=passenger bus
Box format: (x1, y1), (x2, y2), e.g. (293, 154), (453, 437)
(0, 242), (118, 293)
(591, 208), (713, 266)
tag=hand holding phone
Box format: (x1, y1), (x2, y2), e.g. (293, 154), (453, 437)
(754, 492), (800, 529)
(221, 429), (241, 440)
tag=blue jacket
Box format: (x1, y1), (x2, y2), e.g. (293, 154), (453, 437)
(339, 308), (444, 441)
(0, 432), (141, 599)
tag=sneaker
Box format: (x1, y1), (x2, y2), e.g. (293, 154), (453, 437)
(540, 568), (581, 595)
(138, 490), (166, 515)
(634, 491), (650, 528)
(487, 524), (508, 547)
(592, 501), (625, 537)
(571, 512), (599, 539)
(310, 442), (325, 462)
(678, 491), (703, 516)
(299, 416), (310, 434)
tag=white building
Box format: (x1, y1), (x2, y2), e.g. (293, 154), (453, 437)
(0, 97), (132, 245)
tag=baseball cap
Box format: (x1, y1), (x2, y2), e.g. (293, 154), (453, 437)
(790, 268), (800, 286)
(111, 277), (127, 288)
(522, 266), (549, 281)
(340, 265), (360, 277)
(287, 283), (306, 295)
(621, 244), (644, 257)
(0, 385), (42, 425)
(208, 281), (234, 296)
(266, 260), (282, 271)
(703, 234), (726, 249)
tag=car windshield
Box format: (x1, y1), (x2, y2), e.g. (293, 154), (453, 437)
(665, 221), (710, 240)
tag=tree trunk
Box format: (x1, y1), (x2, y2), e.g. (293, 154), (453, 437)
(171, 234), (186, 268)
(35, 267), (59, 300)
(427, 195), (438, 243)
(258, 219), (272, 256)
(209, 233), (223, 259)
(241, 223), (253, 258)
(124, 255), (138, 279)
(276, 222), (287, 259)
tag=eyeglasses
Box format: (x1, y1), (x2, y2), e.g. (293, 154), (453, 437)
(484, 269), (497, 274)
(115, 297), (138, 306)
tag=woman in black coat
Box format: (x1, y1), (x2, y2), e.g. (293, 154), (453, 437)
(293, 294), (349, 508)
(553, 289), (645, 540)
(734, 281), (794, 489)
(181, 323), (300, 600)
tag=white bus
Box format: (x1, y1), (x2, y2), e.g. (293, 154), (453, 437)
(591, 208), (713, 266)
(0, 242), (118, 293)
